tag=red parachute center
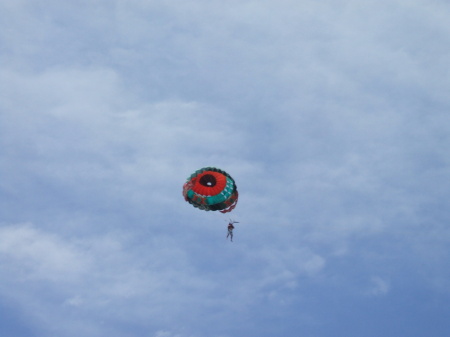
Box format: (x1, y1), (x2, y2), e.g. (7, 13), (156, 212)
(191, 171), (227, 196)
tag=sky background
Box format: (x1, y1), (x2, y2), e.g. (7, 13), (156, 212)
(1, 1), (450, 336)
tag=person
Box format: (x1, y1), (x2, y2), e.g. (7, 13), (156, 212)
(226, 220), (239, 241)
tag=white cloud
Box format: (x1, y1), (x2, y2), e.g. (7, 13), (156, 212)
(366, 276), (391, 297)
(0, 223), (206, 334)
(0, 221), (330, 336)
(0, 224), (89, 282)
(154, 330), (187, 337)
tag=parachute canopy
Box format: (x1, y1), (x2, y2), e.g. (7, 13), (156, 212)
(183, 167), (238, 213)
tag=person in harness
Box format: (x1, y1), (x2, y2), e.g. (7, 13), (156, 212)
(226, 220), (239, 242)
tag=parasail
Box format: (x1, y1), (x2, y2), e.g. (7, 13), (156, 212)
(182, 167), (238, 213)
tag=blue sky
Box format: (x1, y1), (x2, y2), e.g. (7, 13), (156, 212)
(1, 1), (450, 336)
